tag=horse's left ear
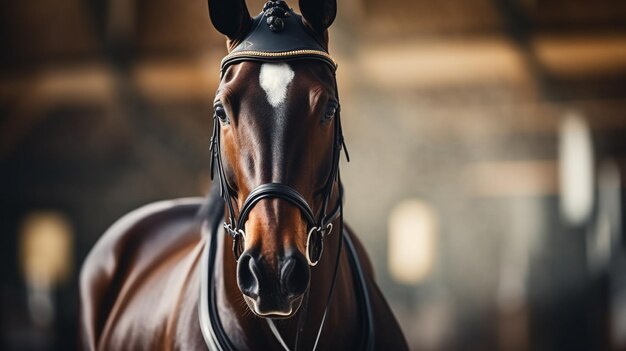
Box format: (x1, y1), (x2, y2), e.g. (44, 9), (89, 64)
(299, 0), (337, 34)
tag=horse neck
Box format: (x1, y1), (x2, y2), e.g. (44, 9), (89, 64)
(214, 216), (361, 350)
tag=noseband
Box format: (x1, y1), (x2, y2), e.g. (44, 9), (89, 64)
(208, 2), (349, 267)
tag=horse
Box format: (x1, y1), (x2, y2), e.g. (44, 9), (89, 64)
(79, 0), (409, 350)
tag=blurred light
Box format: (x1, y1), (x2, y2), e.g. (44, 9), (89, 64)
(359, 37), (528, 89)
(19, 212), (73, 328)
(599, 160), (623, 250)
(388, 200), (437, 284)
(533, 34), (626, 77)
(465, 160), (558, 197)
(587, 161), (621, 275)
(558, 113), (594, 226)
(612, 287), (626, 349)
(36, 65), (115, 102)
(132, 58), (218, 102)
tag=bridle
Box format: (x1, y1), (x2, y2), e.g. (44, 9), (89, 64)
(209, 105), (348, 266)
(208, 2), (349, 267)
(202, 2), (374, 351)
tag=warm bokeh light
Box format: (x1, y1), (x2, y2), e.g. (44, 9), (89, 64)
(19, 212), (73, 329)
(20, 212), (73, 288)
(388, 200), (438, 285)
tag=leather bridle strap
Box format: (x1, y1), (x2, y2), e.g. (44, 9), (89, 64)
(201, 3), (372, 351)
(237, 183), (316, 230)
(198, 210), (375, 351)
(209, 64), (348, 265)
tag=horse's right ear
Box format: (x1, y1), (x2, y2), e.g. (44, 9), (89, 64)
(207, 0), (252, 41)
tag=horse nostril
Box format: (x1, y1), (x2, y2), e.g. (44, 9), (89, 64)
(237, 253), (260, 298)
(280, 254), (310, 297)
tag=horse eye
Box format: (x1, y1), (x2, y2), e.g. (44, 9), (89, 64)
(324, 104), (337, 121)
(214, 105), (228, 124)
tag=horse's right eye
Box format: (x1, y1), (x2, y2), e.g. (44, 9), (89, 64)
(215, 105), (228, 124)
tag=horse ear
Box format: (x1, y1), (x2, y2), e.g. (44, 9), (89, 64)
(207, 0), (252, 41)
(299, 0), (337, 34)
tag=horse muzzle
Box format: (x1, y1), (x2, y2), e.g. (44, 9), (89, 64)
(236, 249), (310, 318)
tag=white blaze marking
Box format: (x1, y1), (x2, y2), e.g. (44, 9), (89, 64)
(259, 63), (294, 108)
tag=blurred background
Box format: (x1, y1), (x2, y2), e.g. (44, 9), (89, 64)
(2, 0), (626, 350)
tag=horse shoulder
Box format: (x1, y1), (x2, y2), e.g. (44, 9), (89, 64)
(79, 197), (206, 350)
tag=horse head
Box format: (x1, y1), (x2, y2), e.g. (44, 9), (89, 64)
(207, 0), (346, 319)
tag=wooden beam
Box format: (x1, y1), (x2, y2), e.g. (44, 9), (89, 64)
(355, 36), (530, 89)
(532, 34), (626, 77)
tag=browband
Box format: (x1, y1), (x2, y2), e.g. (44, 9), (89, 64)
(221, 50), (336, 76)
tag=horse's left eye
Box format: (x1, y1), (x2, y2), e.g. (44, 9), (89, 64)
(215, 104), (228, 124)
(324, 104), (337, 121)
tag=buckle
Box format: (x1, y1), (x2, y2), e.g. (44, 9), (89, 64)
(223, 223), (245, 238)
(305, 223), (333, 266)
(321, 223), (333, 237)
(224, 223), (246, 261)
(306, 226), (322, 266)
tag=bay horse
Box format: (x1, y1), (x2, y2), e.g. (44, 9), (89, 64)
(79, 0), (408, 350)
